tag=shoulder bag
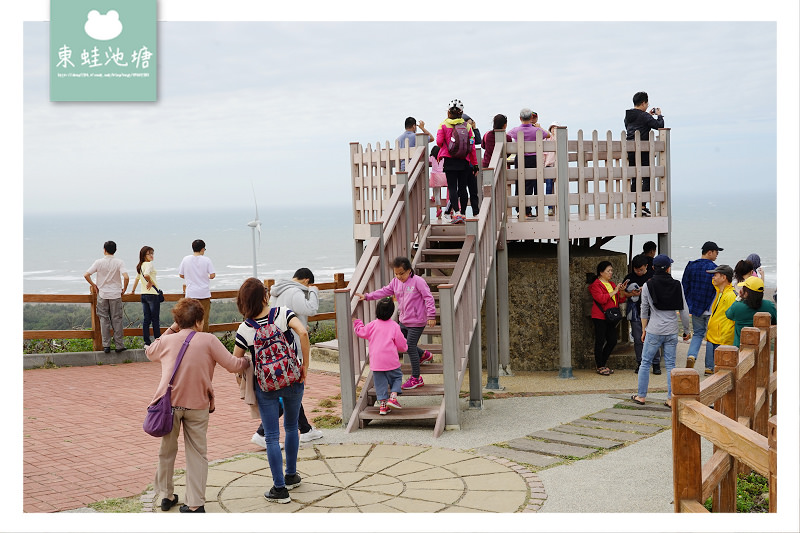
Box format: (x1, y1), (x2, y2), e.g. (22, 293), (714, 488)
(143, 330), (196, 437)
(594, 299), (623, 326)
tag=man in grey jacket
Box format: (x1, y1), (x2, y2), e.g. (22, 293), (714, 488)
(250, 268), (324, 449)
(631, 254), (691, 408)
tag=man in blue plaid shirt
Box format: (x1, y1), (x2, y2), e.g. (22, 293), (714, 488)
(681, 241), (723, 372)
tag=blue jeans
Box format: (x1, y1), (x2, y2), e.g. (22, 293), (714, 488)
(373, 368), (403, 401)
(141, 294), (161, 345)
(687, 314), (709, 360)
(637, 333), (678, 399)
(254, 381), (304, 489)
(705, 341), (719, 371)
(630, 320), (661, 366)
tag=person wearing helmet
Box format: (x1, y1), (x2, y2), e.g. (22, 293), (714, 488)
(435, 99), (478, 224)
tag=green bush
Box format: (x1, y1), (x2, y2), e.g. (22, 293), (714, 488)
(703, 472), (769, 512)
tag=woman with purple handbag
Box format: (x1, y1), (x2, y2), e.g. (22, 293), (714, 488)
(145, 298), (250, 513)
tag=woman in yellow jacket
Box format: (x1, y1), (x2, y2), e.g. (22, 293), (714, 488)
(704, 265), (737, 374)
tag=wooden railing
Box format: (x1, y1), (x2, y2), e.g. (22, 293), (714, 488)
(23, 274), (348, 351)
(671, 312), (777, 513)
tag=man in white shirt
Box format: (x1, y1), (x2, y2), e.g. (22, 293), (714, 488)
(178, 239), (216, 332)
(84, 240), (129, 353)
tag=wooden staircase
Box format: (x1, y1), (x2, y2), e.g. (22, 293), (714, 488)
(348, 222), (470, 435)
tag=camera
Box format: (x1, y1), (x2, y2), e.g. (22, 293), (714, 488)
(650, 108), (657, 114)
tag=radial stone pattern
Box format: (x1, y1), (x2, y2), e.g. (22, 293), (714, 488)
(164, 443), (543, 513)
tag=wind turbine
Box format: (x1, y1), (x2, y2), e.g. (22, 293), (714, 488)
(247, 182), (261, 278)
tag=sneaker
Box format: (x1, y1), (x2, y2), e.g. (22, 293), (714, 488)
(436, 207), (442, 218)
(419, 350), (433, 365)
(686, 356), (696, 368)
(250, 432), (266, 449)
(264, 486), (291, 504)
(442, 214), (452, 223)
(401, 375), (424, 390)
(379, 400), (389, 415)
(386, 397), (402, 409)
(640, 206), (651, 217)
(299, 427), (323, 443)
(451, 213), (465, 224)
(705, 368), (714, 375)
(103, 347), (111, 353)
(652, 366), (662, 375)
(284, 473), (302, 490)
(179, 504), (205, 513)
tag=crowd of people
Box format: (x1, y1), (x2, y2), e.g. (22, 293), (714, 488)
(396, 91), (664, 223)
(586, 240), (777, 409)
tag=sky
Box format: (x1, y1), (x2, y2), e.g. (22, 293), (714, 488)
(5, 2), (800, 532)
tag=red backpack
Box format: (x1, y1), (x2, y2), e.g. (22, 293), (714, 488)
(446, 122), (470, 159)
(246, 309), (302, 392)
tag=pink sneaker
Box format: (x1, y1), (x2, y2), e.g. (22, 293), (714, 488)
(436, 207), (442, 218)
(419, 350), (433, 365)
(386, 397), (402, 409)
(401, 375), (424, 390)
(379, 400), (389, 415)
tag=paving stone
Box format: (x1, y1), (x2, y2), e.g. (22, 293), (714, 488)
(604, 407), (671, 419)
(461, 472), (527, 491)
(457, 489), (527, 512)
(209, 456), (268, 474)
(368, 444), (427, 460)
(314, 489), (357, 508)
(412, 448), (477, 466)
(356, 455), (404, 473)
(399, 488), (463, 504)
(347, 488), (393, 506)
(324, 457), (363, 473)
(296, 460), (334, 477)
(205, 469), (244, 487)
(569, 418), (663, 434)
(397, 465), (458, 482)
(357, 502), (404, 512)
(444, 457), (508, 477)
(438, 505), (485, 513)
(315, 444), (372, 458)
(587, 411), (671, 427)
(550, 424), (646, 442)
(527, 429), (623, 449)
(382, 496), (447, 513)
(505, 437), (597, 458)
(476, 446), (562, 467)
(403, 478), (464, 491)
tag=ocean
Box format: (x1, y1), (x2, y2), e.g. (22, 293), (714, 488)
(22, 192), (777, 295)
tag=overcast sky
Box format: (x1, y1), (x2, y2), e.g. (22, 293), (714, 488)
(21, 19), (779, 214)
(5, 2), (800, 532)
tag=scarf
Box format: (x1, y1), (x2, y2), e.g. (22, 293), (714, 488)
(646, 271), (684, 311)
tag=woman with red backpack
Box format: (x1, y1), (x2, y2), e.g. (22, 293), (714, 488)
(435, 99), (478, 224)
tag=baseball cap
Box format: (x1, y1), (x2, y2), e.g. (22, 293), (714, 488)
(739, 276), (764, 293)
(706, 264), (733, 278)
(701, 241), (723, 254)
(652, 254), (673, 268)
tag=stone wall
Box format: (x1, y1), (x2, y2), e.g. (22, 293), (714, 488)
(486, 241), (635, 371)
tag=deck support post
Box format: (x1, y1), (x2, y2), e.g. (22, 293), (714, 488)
(496, 228), (511, 377)
(334, 288), (356, 427)
(555, 126), (573, 378)
(439, 284), (460, 429)
(466, 220), (485, 404)
(482, 168), (501, 391)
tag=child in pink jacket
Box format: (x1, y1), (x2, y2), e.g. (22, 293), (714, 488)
(353, 297), (408, 415)
(356, 256), (436, 390)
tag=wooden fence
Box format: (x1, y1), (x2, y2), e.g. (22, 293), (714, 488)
(23, 274), (347, 351)
(671, 312), (777, 513)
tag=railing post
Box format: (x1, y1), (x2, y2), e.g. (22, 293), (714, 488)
(482, 167), (501, 390)
(713, 346), (739, 513)
(672, 368), (702, 513)
(396, 171), (411, 257)
(768, 416), (777, 513)
(497, 226), (511, 374)
(416, 132), (430, 229)
(438, 284), (460, 430)
(369, 221), (386, 287)
(556, 126), (573, 378)
(753, 312), (772, 437)
(334, 289), (356, 427)
(89, 288), (102, 351)
(658, 128), (671, 257)
(466, 219), (484, 404)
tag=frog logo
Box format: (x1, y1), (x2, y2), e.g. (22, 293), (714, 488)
(84, 9), (123, 41)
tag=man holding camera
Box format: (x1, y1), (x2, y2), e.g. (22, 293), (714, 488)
(624, 91), (664, 217)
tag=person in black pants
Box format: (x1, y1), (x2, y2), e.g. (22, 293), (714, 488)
(624, 91), (664, 217)
(587, 261), (628, 375)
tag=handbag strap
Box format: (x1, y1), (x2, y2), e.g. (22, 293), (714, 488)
(167, 330), (196, 386)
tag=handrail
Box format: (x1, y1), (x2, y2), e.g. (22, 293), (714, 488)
(23, 275), (349, 350)
(671, 312), (777, 513)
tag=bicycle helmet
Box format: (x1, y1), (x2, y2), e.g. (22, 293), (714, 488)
(448, 99), (464, 111)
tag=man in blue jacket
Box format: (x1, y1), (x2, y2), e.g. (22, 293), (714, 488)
(681, 241), (723, 369)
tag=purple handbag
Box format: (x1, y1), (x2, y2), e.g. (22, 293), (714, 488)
(143, 330), (196, 437)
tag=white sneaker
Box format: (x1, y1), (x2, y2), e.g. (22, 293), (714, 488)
(299, 427), (324, 442)
(250, 432), (266, 449)
(251, 432), (283, 449)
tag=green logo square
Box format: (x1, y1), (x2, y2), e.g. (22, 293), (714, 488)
(50, 0), (157, 101)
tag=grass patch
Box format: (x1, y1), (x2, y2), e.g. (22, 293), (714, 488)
(704, 472), (770, 512)
(318, 398), (336, 408)
(312, 414), (343, 428)
(88, 495), (143, 513)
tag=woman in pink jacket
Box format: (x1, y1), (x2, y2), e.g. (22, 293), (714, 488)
(353, 297), (408, 415)
(435, 98), (478, 224)
(146, 297), (250, 513)
(356, 256), (436, 390)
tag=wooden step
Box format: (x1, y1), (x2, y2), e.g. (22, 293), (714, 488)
(415, 261), (457, 270)
(424, 276), (450, 286)
(417, 344), (442, 353)
(419, 248), (462, 256)
(426, 235), (466, 243)
(423, 325), (442, 335)
(359, 406), (440, 421)
(368, 384), (444, 397)
(400, 363), (443, 374)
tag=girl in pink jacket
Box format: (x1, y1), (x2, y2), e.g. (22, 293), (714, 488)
(353, 297), (408, 415)
(356, 256), (436, 390)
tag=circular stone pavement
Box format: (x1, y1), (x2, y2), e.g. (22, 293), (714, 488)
(156, 443), (545, 513)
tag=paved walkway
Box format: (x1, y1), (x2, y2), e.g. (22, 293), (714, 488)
(22, 341), (707, 514)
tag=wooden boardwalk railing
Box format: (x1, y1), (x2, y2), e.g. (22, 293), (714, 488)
(671, 312), (777, 513)
(23, 274), (347, 351)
